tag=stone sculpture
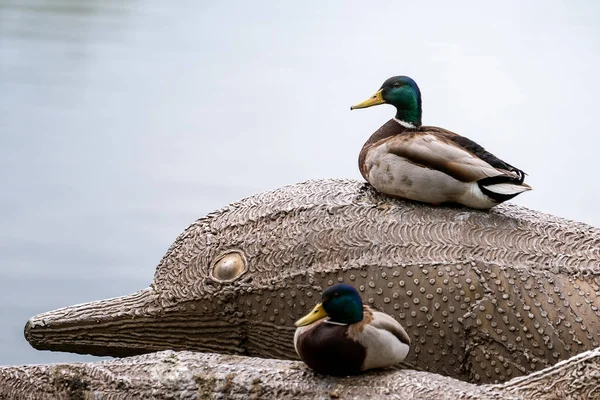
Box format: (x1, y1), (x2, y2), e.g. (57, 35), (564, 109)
(23, 179), (600, 385)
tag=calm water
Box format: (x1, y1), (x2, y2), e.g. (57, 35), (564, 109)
(1, 0), (599, 366)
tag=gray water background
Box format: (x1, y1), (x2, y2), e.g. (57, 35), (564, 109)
(1, 0), (599, 365)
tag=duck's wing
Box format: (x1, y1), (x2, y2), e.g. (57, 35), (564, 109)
(422, 126), (526, 183)
(370, 310), (411, 346)
(385, 130), (522, 183)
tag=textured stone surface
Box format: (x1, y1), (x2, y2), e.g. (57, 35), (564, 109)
(24, 179), (600, 384)
(494, 346), (600, 399)
(1, 349), (599, 400)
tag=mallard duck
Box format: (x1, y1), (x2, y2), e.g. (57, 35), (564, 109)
(294, 283), (410, 376)
(351, 76), (531, 209)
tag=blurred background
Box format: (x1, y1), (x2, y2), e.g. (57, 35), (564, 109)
(0, 0), (598, 365)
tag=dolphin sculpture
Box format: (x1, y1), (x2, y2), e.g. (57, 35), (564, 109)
(24, 179), (600, 384)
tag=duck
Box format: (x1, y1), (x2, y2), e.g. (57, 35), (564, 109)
(294, 283), (410, 376)
(350, 76), (531, 209)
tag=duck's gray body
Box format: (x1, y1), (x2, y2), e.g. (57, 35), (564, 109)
(24, 179), (600, 384)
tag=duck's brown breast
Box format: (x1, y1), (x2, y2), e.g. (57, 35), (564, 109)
(296, 322), (365, 376)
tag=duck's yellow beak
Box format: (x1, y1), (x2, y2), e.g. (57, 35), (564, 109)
(295, 302), (328, 327)
(350, 89), (385, 110)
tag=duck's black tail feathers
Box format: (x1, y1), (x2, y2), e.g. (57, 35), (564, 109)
(478, 174), (531, 203)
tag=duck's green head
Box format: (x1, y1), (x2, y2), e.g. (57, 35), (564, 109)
(351, 75), (422, 127)
(295, 283), (364, 327)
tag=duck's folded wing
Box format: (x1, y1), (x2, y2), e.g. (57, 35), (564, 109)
(423, 126), (526, 182)
(370, 311), (411, 345)
(386, 133), (519, 183)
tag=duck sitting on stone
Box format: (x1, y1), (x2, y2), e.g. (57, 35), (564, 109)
(351, 76), (531, 210)
(294, 283), (410, 376)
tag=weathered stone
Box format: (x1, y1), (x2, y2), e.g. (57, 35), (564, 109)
(1, 348), (598, 399)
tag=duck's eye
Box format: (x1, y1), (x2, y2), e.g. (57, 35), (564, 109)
(393, 82), (401, 88)
(333, 293), (340, 297)
(211, 251), (247, 282)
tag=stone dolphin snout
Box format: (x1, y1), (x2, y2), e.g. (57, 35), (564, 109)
(24, 179), (600, 384)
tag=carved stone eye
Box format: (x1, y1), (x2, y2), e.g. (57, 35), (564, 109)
(211, 251), (247, 282)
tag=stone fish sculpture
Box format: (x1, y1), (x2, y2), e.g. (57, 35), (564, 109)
(24, 179), (600, 384)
